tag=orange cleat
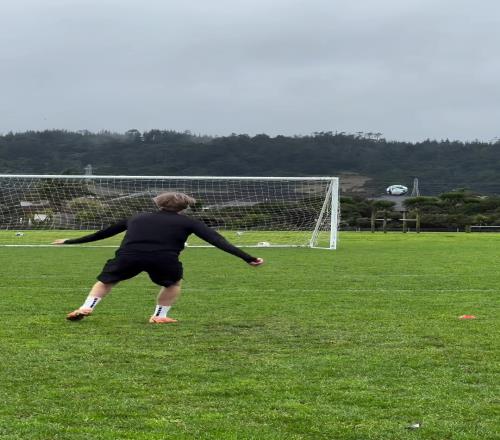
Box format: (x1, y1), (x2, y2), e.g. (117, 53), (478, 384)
(66, 307), (93, 321)
(149, 316), (178, 324)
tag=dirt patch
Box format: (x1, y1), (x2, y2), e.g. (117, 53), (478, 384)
(339, 173), (372, 194)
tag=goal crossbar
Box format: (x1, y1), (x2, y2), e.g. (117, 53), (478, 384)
(0, 174), (334, 181)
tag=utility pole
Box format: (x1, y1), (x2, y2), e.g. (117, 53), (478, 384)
(411, 177), (420, 197)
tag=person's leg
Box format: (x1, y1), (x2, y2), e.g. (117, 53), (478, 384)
(66, 254), (142, 321)
(147, 256), (183, 324)
(88, 281), (116, 298)
(150, 281), (181, 323)
(80, 281), (116, 308)
(157, 281), (182, 306)
(66, 281), (116, 321)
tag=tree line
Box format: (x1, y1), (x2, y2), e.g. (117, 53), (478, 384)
(1, 130), (500, 196)
(341, 190), (500, 231)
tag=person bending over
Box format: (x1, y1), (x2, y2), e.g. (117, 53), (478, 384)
(53, 192), (264, 323)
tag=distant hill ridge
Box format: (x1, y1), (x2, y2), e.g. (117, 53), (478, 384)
(1, 130), (499, 195)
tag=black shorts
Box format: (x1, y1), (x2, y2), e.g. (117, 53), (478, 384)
(97, 253), (183, 287)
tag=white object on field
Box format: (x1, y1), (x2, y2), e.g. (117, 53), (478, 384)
(257, 241), (270, 247)
(406, 422), (421, 430)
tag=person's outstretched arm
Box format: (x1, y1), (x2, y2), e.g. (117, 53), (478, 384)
(191, 220), (263, 265)
(52, 220), (128, 245)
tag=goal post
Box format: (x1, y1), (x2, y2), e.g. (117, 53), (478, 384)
(0, 174), (339, 249)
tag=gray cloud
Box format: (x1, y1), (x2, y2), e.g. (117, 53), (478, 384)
(1, 0), (499, 141)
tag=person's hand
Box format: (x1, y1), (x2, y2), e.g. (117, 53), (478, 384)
(52, 239), (67, 245)
(249, 257), (264, 266)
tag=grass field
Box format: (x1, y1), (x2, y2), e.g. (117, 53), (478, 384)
(0, 233), (498, 439)
(0, 230), (327, 247)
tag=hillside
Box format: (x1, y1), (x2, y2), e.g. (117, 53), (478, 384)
(1, 130), (499, 196)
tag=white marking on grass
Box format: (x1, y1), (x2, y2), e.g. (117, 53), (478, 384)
(182, 288), (499, 293)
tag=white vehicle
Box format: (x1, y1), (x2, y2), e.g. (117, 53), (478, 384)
(386, 184), (408, 196)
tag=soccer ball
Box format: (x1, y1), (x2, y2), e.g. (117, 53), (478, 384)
(386, 185), (408, 196)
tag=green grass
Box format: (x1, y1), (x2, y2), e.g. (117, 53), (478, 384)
(0, 230), (328, 247)
(0, 233), (498, 439)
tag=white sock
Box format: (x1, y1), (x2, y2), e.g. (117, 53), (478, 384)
(81, 296), (102, 309)
(153, 305), (171, 318)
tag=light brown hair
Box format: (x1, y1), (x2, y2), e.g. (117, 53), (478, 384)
(153, 192), (196, 212)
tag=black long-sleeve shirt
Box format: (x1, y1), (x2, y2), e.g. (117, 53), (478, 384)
(64, 210), (257, 263)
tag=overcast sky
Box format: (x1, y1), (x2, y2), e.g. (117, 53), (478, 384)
(1, 0), (499, 141)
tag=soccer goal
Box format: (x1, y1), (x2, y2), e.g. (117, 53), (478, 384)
(0, 174), (339, 249)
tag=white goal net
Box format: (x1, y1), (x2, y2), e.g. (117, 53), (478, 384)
(0, 175), (339, 249)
